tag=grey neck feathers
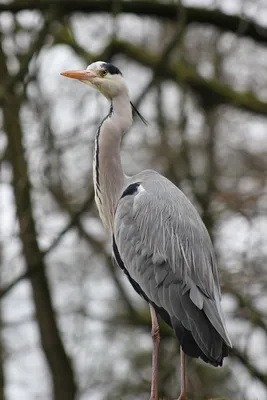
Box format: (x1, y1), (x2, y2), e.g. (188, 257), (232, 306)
(93, 89), (132, 232)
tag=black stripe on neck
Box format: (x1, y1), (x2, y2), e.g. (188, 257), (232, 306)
(95, 102), (113, 190)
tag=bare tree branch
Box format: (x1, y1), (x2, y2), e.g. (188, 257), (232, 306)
(0, 1), (267, 46)
(56, 34), (267, 117)
(0, 192), (94, 299)
(108, 40), (267, 116)
(1, 22), (77, 400)
(231, 347), (267, 385)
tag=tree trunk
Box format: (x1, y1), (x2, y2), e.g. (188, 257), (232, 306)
(0, 244), (6, 400)
(3, 96), (77, 400)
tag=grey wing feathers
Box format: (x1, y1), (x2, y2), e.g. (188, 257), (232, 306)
(114, 170), (231, 364)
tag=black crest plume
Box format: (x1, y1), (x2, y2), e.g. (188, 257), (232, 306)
(130, 102), (149, 126)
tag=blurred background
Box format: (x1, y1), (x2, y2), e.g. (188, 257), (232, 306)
(1, 0), (267, 399)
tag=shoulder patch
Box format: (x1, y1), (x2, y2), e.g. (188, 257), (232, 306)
(121, 182), (141, 198)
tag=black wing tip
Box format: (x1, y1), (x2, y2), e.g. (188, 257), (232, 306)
(130, 101), (149, 126)
(171, 316), (230, 366)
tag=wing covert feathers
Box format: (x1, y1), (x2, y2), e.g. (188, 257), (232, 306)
(113, 171), (231, 366)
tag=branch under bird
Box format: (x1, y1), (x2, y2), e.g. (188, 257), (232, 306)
(61, 61), (232, 400)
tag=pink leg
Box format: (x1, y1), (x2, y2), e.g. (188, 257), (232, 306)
(178, 347), (187, 400)
(149, 304), (160, 400)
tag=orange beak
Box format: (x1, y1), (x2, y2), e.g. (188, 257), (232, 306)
(60, 69), (97, 81)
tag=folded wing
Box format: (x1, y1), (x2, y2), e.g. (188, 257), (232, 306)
(114, 171), (231, 365)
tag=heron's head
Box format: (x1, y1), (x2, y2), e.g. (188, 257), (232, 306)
(61, 61), (125, 99)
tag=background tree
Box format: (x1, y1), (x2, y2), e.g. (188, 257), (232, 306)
(0, 1), (267, 399)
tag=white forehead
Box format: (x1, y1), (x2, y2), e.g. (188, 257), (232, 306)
(86, 61), (105, 71)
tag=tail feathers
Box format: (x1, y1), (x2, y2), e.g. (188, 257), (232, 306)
(166, 285), (229, 366)
(203, 296), (232, 348)
(171, 318), (203, 359)
(172, 316), (228, 366)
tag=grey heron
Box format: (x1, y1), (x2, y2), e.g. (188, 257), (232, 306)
(61, 62), (232, 400)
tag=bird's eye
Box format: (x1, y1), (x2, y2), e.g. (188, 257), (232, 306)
(100, 70), (108, 77)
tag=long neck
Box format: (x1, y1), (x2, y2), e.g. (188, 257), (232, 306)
(93, 90), (132, 232)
